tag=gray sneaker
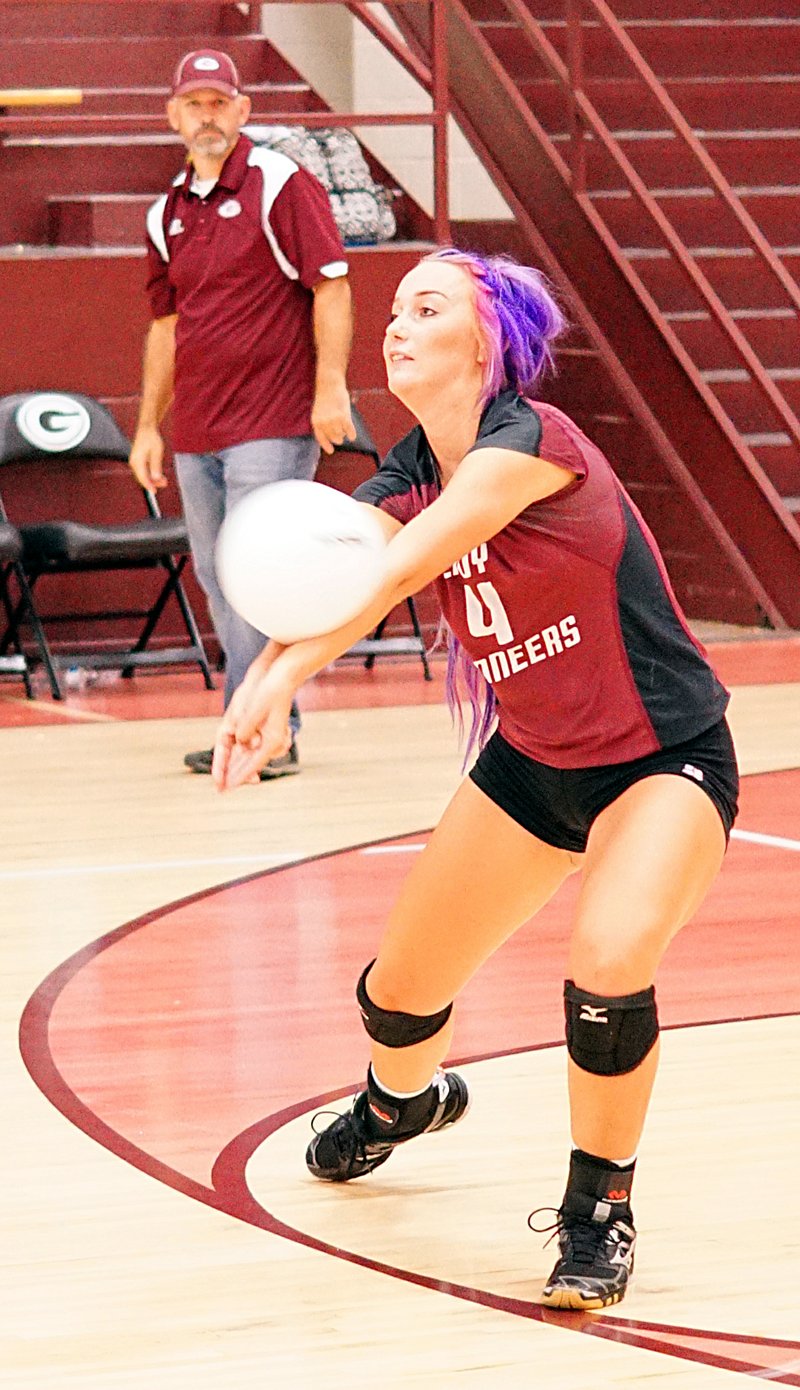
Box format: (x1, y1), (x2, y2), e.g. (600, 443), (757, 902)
(258, 743), (300, 778)
(183, 744), (300, 779)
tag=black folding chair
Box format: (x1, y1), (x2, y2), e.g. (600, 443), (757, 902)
(0, 519), (36, 696)
(0, 391), (214, 699)
(331, 404), (432, 680)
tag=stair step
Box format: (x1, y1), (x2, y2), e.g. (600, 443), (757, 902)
(665, 308), (799, 370)
(71, 82), (316, 116)
(743, 437), (800, 501)
(0, 138), (185, 245)
(0, 3), (248, 38)
(519, 75), (800, 136)
(471, 0), (800, 18)
(482, 19), (800, 81)
(6, 133), (184, 149)
(702, 369), (800, 439)
(624, 243), (800, 311)
(589, 186), (800, 249)
(549, 346), (800, 497)
(47, 193), (156, 248)
(555, 129), (800, 189)
(0, 34), (300, 88)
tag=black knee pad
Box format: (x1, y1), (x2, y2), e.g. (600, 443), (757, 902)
(564, 979), (659, 1076)
(356, 961), (452, 1049)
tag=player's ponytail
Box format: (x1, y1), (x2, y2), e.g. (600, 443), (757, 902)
(443, 625), (497, 765)
(422, 247), (566, 404)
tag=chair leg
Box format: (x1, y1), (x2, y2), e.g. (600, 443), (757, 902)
(406, 596), (432, 681)
(0, 564), (34, 697)
(7, 566), (63, 699)
(121, 560), (182, 678)
(362, 603), (431, 680)
(169, 564), (215, 689)
(363, 614), (389, 671)
(123, 557), (215, 689)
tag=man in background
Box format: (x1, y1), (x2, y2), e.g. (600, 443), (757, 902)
(130, 48), (355, 778)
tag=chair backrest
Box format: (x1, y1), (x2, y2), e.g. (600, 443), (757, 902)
(0, 392), (131, 467)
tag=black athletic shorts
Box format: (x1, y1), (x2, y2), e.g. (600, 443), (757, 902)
(469, 717), (739, 853)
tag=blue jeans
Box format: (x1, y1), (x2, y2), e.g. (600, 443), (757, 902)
(175, 436), (320, 722)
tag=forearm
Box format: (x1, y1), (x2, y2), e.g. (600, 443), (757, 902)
(216, 533), (423, 784)
(136, 315), (177, 429)
(268, 572), (409, 691)
(312, 276), (352, 389)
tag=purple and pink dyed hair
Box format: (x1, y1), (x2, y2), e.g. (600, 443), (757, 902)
(422, 247), (568, 761)
(423, 245), (567, 405)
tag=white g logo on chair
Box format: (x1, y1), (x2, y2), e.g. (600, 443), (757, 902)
(15, 394), (92, 452)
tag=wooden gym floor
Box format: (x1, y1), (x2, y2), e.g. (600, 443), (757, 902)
(3, 629), (800, 1388)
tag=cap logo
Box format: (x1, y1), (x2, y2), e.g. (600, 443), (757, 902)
(16, 394), (91, 452)
(194, 57), (221, 71)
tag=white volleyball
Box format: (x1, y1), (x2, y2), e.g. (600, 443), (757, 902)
(215, 479), (388, 643)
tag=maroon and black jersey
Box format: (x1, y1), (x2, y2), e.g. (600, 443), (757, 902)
(354, 392), (729, 768)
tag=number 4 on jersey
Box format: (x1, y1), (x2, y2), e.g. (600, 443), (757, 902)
(464, 581), (513, 645)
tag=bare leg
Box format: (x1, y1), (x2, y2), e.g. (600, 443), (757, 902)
(567, 774), (727, 1159)
(366, 777), (581, 1092)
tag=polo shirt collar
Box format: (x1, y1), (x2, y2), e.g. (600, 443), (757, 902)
(210, 134), (252, 193)
(181, 133), (253, 198)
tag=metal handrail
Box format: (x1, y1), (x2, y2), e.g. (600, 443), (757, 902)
(0, 111), (439, 130)
(497, 0), (800, 452)
(0, 0), (450, 242)
(348, 3), (432, 89)
(344, 0), (447, 241)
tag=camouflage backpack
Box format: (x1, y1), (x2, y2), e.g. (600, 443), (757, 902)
(245, 124), (397, 246)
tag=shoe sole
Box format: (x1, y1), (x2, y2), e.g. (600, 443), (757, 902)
(307, 1146), (393, 1182)
(539, 1285), (625, 1311)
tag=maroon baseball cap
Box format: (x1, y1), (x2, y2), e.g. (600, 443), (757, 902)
(171, 49), (241, 99)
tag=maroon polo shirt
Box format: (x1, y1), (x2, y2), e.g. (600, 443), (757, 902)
(145, 134), (348, 453)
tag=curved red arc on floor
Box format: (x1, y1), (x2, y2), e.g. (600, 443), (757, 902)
(18, 769), (800, 1383)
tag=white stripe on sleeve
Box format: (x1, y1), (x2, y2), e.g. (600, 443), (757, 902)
(247, 146), (301, 280)
(146, 194), (170, 262)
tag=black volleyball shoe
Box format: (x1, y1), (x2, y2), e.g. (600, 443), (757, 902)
(306, 1070), (470, 1183)
(533, 1191), (637, 1310)
(533, 1148), (637, 1309)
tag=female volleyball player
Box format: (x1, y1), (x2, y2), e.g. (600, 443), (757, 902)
(212, 249), (739, 1310)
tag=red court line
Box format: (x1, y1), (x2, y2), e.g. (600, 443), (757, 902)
(210, 1063), (800, 1385)
(30, 770), (800, 1185)
(17, 768), (800, 1382)
(21, 770), (800, 1182)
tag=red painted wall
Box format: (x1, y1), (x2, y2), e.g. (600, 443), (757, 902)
(0, 244), (433, 660)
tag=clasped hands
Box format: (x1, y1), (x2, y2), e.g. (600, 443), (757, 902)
(212, 651), (295, 791)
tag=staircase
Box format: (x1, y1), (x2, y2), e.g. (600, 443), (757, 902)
(4, 0), (800, 631)
(0, 2), (330, 248)
(0, 0), (423, 444)
(395, 0), (800, 627)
